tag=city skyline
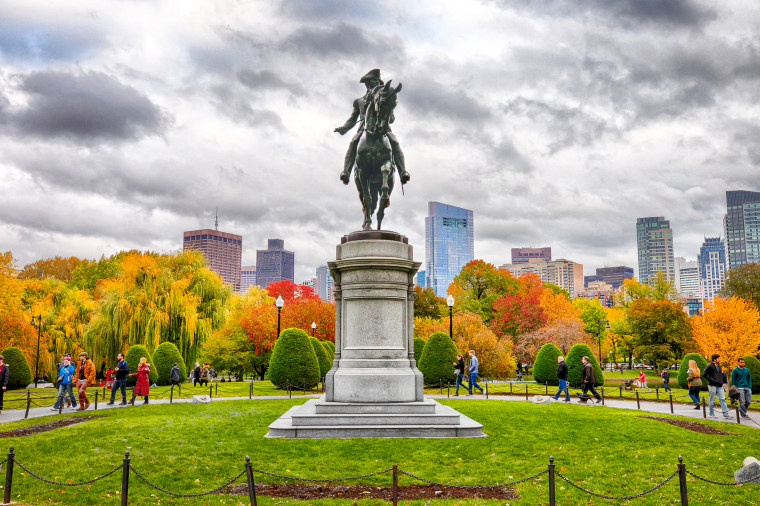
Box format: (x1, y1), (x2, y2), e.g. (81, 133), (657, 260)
(2, 1), (759, 283)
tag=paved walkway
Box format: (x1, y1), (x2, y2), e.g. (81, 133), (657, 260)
(1, 392), (757, 429)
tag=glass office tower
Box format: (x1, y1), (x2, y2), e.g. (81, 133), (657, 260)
(425, 202), (474, 297)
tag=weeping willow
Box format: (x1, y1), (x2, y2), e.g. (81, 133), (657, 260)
(84, 251), (231, 367)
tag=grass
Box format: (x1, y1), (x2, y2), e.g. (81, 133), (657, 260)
(0, 398), (758, 505)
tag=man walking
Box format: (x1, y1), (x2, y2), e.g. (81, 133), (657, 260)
(54, 353), (73, 406)
(660, 368), (672, 392)
(170, 363), (181, 387)
(0, 355), (8, 415)
(467, 350), (485, 395)
(108, 353), (129, 405)
(553, 356), (570, 402)
(731, 358), (752, 419)
(51, 358), (76, 411)
(74, 352), (96, 410)
(581, 356), (602, 404)
(703, 354), (730, 419)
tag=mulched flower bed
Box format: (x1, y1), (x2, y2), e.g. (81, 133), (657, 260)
(639, 415), (737, 435)
(225, 482), (519, 500)
(0, 416), (104, 438)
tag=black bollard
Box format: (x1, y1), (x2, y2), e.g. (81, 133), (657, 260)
(677, 455), (688, 506)
(4, 446), (15, 504)
(121, 450), (130, 506)
(548, 456), (555, 506)
(485, 381), (489, 399)
(94, 390), (98, 411)
(525, 384), (529, 400)
(249, 381), (253, 400)
(209, 385), (213, 399)
(619, 385), (623, 399)
(245, 456), (257, 506)
(170, 384), (174, 404)
(601, 387), (605, 406)
(656, 387), (659, 401)
(392, 464), (398, 506)
(24, 393), (31, 420)
(702, 397), (707, 418)
(670, 393), (674, 414)
(736, 404), (741, 425)
(635, 391), (640, 410)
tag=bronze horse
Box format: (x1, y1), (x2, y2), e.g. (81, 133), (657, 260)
(355, 80), (402, 230)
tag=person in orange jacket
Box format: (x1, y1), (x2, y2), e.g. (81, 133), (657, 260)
(73, 352), (96, 410)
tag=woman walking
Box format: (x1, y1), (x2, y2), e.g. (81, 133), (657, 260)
(687, 359), (702, 410)
(129, 357), (151, 405)
(452, 354), (465, 396)
(638, 370), (651, 391)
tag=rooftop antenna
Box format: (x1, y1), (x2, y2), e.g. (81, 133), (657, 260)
(214, 207), (219, 230)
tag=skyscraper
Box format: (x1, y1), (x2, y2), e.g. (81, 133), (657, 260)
(636, 217), (675, 283)
(723, 190), (760, 270)
(500, 258), (584, 297)
(425, 202), (474, 297)
(699, 237), (726, 302)
(315, 265), (333, 302)
(255, 239), (294, 288)
(674, 257), (700, 297)
(240, 265), (257, 292)
(583, 266), (634, 291)
(183, 228), (243, 291)
(511, 247), (551, 264)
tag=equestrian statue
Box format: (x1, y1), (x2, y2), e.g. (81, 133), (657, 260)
(334, 69), (409, 230)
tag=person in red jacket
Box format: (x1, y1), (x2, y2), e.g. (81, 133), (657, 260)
(73, 352), (96, 410)
(638, 370), (651, 391)
(129, 357), (151, 405)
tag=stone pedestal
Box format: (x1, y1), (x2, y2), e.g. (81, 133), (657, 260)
(265, 231), (483, 438)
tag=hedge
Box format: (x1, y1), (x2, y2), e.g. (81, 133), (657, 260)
(740, 355), (760, 394)
(566, 344), (603, 388)
(310, 337), (331, 379)
(152, 342), (187, 385)
(418, 331), (458, 385)
(414, 338), (426, 363)
(1, 347), (32, 390)
(533, 343), (563, 386)
(677, 353), (708, 390)
(322, 341), (335, 354)
(268, 328), (320, 388)
(124, 345), (158, 386)
(320, 341), (334, 363)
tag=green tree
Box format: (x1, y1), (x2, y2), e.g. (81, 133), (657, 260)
(532, 343), (562, 386)
(152, 342), (187, 385)
(566, 344), (603, 388)
(267, 328), (319, 388)
(627, 299), (691, 369)
(677, 353), (708, 390)
(722, 263), (760, 312)
(1, 347), (32, 390)
(741, 355), (760, 394)
(414, 286), (444, 319)
(418, 331), (458, 385)
(124, 344), (158, 386)
(310, 336), (331, 379)
(448, 260), (520, 322)
(413, 337), (426, 362)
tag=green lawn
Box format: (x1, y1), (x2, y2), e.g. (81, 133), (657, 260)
(0, 398), (757, 504)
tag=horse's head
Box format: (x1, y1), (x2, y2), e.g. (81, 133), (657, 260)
(366, 80), (402, 136)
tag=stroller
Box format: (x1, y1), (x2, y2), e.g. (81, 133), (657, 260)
(623, 379), (640, 391)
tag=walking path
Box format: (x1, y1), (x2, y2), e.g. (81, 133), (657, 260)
(2, 392), (757, 429)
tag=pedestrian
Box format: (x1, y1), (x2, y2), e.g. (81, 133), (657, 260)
(703, 354), (730, 419)
(200, 363), (210, 386)
(53, 353), (73, 406)
(0, 355), (9, 414)
(731, 358), (752, 419)
(73, 352), (96, 410)
(170, 363), (181, 387)
(105, 367), (114, 390)
(686, 359), (702, 409)
(660, 368), (672, 392)
(193, 362), (201, 386)
(51, 358), (77, 410)
(107, 353), (129, 405)
(553, 356), (570, 402)
(466, 350), (485, 395)
(452, 354), (465, 396)
(129, 357), (151, 405)
(208, 366), (216, 382)
(638, 370), (651, 391)
(581, 356), (602, 403)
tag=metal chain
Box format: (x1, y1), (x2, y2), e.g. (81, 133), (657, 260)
(14, 459), (123, 486)
(250, 466), (392, 482)
(556, 470), (678, 500)
(685, 470), (742, 486)
(129, 464), (245, 497)
(399, 468), (548, 488)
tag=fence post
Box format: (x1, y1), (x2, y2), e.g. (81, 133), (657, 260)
(287, 380), (292, 399)
(392, 464), (398, 506)
(249, 381), (253, 400)
(670, 393), (674, 414)
(545, 382), (548, 395)
(215, 382), (218, 396)
(525, 384), (528, 400)
(619, 385), (623, 399)
(447, 382), (450, 399)
(735, 403), (741, 424)
(209, 385), (213, 400)
(94, 390), (98, 411)
(4, 446), (14, 505)
(702, 397), (706, 418)
(58, 395), (63, 415)
(178, 382), (181, 398)
(245, 456), (257, 506)
(439, 379), (443, 394)
(170, 384), (174, 404)
(601, 387), (605, 406)
(485, 381), (489, 400)
(509, 381), (513, 394)
(677, 455), (688, 506)
(121, 450), (130, 506)
(635, 391), (640, 410)
(656, 387), (659, 401)
(548, 456), (555, 506)
(24, 391), (31, 419)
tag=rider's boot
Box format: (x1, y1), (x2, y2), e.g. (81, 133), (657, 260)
(393, 148), (410, 184)
(340, 144), (356, 184)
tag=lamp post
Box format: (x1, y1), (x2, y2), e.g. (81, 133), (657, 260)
(596, 319), (609, 365)
(446, 295), (455, 338)
(30, 315), (42, 388)
(275, 296), (284, 340)
(311, 321), (316, 338)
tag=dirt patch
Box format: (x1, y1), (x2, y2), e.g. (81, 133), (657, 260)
(0, 416), (104, 438)
(639, 415), (737, 435)
(224, 482), (519, 500)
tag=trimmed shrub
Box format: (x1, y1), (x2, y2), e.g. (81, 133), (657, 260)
(322, 341), (335, 354)
(153, 342), (187, 385)
(677, 353), (708, 390)
(1, 347), (32, 390)
(310, 337), (331, 379)
(268, 328), (320, 388)
(414, 338), (426, 362)
(741, 355), (760, 394)
(418, 332), (458, 385)
(566, 344), (603, 387)
(124, 345), (158, 386)
(320, 341), (334, 363)
(533, 343), (563, 386)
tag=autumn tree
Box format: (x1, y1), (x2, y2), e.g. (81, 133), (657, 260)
(690, 296), (760, 369)
(490, 293), (547, 341)
(627, 298), (692, 369)
(0, 252), (22, 318)
(722, 264), (760, 312)
(70, 254), (124, 292)
(414, 286), (444, 319)
(516, 319), (590, 363)
(18, 256), (82, 282)
(448, 260), (520, 322)
(266, 280), (319, 302)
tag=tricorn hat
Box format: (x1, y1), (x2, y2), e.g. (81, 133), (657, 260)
(360, 69), (381, 84)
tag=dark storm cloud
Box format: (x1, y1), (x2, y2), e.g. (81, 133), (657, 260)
(279, 23), (404, 61)
(237, 69), (306, 96)
(402, 79), (490, 123)
(277, 0), (386, 21)
(210, 83), (284, 129)
(0, 19), (105, 61)
(2, 70), (166, 142)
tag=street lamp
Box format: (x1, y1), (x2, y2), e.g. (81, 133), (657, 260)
(30, 315), (42, 388)
(446, 295), (455, 338)
(596, 319), (609, 365)
(275, 296), (284, 340)
(311, 321), (316, 337)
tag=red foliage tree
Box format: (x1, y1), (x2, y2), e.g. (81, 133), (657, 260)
(490, 294), (547, 341)
(265, 280), (319, 302)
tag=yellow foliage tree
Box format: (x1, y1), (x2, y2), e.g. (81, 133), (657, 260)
(690, 296), (760, 369)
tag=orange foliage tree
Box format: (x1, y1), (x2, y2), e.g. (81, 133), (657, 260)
(691, 296), (760, 369)
(17, 256), (83, 282)
(0, 315), (52, 379)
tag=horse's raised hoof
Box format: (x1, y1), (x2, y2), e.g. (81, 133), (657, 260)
(399, 171), (410, 184)
(340, 171), (350, 185)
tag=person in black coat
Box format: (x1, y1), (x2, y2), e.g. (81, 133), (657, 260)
(0, 355), (9, 414)
(703, 354), (729, 418)
(581, 356), (601, 403)
(452, 354), (466, 396)
(553, 356), (570, 402)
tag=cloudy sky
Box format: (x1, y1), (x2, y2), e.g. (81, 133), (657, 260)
(2, 0), (759, 283)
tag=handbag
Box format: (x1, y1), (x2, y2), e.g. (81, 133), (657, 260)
(453, 368), (460, 376)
